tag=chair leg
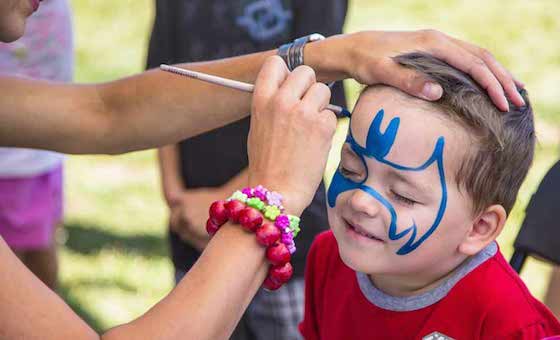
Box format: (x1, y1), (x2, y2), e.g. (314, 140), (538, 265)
(509, 249), (528, 273)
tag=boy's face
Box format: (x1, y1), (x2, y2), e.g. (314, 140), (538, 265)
(327, 87), (475, 276)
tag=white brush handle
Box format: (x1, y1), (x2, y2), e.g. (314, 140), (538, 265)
(160, 64), (348, 117)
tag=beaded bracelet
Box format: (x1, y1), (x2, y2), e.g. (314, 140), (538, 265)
(206, 186), (301, 290)
(228, 186), (299, 253)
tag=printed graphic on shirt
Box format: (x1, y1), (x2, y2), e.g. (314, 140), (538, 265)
(235, 0), (293, 42)
(423, 331), (455, 340)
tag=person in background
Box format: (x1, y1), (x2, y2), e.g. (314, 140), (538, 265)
(147, 1), (347, 338)
(0, 0), (73, 290)
(546, 268), (560, 319)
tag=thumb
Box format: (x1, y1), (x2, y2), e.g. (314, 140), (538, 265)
(378, 60), (443, 101)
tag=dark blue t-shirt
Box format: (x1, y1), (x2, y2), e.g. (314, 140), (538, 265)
(146, 0), (348, 278)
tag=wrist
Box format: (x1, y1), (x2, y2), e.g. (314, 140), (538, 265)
(304, 34), (349, 83)
(207, 186), (300, 290)
(247, 178), (306, 217)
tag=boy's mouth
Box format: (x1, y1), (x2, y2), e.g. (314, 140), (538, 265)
(343, 218), (385, 243)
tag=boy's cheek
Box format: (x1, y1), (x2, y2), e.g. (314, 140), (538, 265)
(326, 205), (339, 231)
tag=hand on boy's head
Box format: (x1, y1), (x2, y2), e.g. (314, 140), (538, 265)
(344, 30), (524, 112)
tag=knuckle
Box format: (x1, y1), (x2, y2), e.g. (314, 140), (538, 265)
(266, 55), (286, 68)
(294, 65), (316, 82)
(400, 72), (421, 92)
(470, 57), (488, 72)
(261, 55), (289, 77)
(314, 82), (331, 95)
(479, 48), (494, 62)
(294, 102), (311, 117)
(419, 29), (443, 43)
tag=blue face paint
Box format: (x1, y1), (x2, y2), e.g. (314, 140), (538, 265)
(327, 109), (447, 255)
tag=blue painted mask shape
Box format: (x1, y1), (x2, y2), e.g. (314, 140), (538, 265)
(327, 109), (447, 255)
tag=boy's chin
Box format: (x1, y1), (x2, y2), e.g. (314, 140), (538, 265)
(338, 245), (384, 274)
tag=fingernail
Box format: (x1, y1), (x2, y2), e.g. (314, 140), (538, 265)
(501, 97), (510, 112)
(516, 91), (526, 107)
(421, 82), (443, 100)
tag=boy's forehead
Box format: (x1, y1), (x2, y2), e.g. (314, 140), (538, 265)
(349, 87), (462, 168)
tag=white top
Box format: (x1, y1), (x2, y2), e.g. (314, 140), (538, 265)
(0, 0), (73, 177)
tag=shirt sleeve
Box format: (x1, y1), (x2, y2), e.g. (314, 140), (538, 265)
(494, 321), (560, 340)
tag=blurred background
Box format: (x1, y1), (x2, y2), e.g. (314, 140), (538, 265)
(62, 0), (559, 331)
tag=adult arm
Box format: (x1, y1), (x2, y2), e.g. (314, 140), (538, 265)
(0, 31), (524, 154)
(0, 56), (335, 340)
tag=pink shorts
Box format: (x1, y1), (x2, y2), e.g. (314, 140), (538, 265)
(0, 165), (63, 250)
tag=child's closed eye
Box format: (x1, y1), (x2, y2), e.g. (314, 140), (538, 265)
(340, 164), (357, 177)
(390, 190), (418, 206)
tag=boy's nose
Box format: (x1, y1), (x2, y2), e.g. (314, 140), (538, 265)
(349, 189), (383, 218)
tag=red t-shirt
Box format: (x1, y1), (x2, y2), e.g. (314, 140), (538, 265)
(300, 231), (560, 340)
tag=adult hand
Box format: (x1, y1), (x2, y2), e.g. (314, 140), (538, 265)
(308, 30), (524, 112)
(248, 56), (337, 216)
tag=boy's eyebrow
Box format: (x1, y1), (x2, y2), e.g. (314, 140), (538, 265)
(387, 169), (431, 193)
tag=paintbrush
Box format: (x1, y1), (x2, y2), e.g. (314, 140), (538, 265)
(160, 64), (350, 118)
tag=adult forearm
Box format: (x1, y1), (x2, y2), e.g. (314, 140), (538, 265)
(102, 223), (268, 340)
(97, 51), (276, 154)
(0, 51), (274, 154)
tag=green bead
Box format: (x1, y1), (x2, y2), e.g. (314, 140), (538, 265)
(247, 197), (265, 210)
(230, 191), (248, 203)
(291, 225), (301, 238)
(288, 215), (301, 237)
(264, 205), (281, 220)
(289, 215), (300, 228)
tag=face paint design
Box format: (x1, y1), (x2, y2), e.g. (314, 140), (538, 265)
(328, 109), (447, 255)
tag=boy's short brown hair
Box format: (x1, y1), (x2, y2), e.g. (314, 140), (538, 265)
(393, 52), (534, 214)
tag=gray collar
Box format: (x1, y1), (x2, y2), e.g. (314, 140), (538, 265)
(356, 242), (498, 312)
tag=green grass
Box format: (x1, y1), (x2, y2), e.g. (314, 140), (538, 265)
(63, 0), (559, 331)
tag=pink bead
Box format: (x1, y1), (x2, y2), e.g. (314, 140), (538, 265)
(266, 242), (291, 266)
(238, 207), (263, 232)
(269, 262), (293, 284)
(209, 200), (228, 225)
(253, 185), (268, 201)
(266, 191), (283, 208)
(206, 218), (220, 235)
(275, 215), (290, 229)
(241, 187), (253, 198)
(281, 232), (293, 244)
(263, 276), (282, 291)
(256, 223), (281, 247)
(288, 244), (296, 254)
(225, 199), (246, 223)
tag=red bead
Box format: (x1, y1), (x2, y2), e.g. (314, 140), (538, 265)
(263, 276), (282, 291)
(209, 200), (228, 225)
(238, 207), (263, 232)
(266, 242), (291, 266)
(269, 262), (293, 284)
(256, 223), (281, 247)
(225, 200), (246, 223)
(206, 218), (220, 235)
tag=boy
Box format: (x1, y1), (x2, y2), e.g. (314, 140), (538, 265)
(300, 52), (560, 339)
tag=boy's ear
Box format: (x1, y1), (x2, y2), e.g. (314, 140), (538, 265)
(458, 204), (507, 256)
